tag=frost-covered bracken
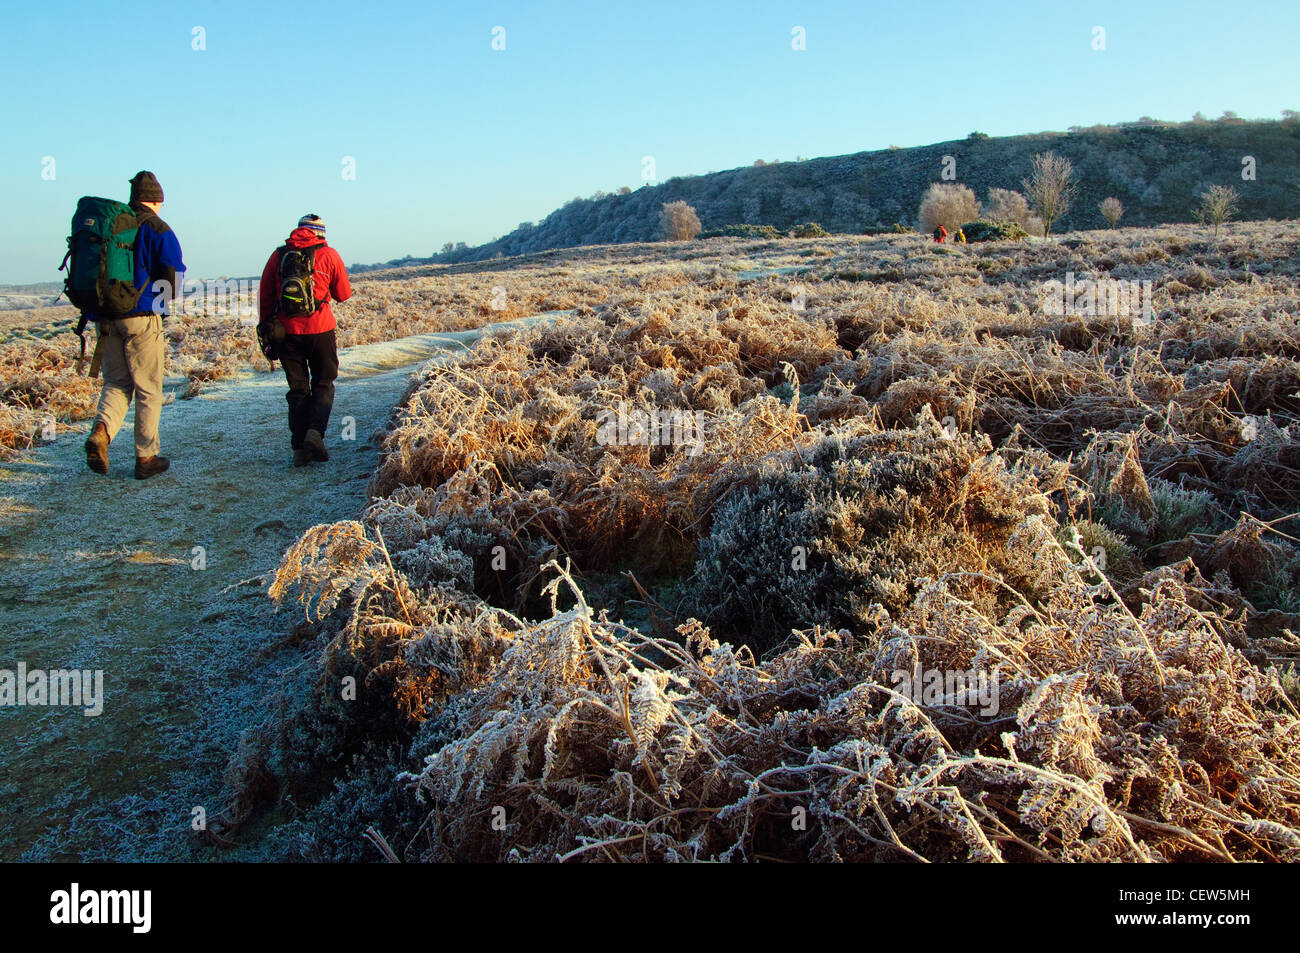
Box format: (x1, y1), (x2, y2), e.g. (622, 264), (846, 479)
(221, 222), (1300, 861)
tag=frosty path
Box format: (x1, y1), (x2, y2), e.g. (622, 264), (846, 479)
(0, 317), (550, 860)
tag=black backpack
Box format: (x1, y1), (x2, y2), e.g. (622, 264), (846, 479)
(277, 244), (319, 317)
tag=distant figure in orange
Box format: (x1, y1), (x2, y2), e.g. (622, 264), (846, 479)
(933, 224), (948, 243)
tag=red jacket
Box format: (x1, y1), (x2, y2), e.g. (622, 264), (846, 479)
(258, 228), (352, 335)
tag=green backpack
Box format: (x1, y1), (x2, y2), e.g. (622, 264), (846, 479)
(60, 197), (146, 317)
(60, 197), (147, 369)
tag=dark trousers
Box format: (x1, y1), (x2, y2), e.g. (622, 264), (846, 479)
(280, 329), (338, 449)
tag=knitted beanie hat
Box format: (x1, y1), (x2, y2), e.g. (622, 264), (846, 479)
(298, 214), (326, 235)
(129, 171), (164, 204)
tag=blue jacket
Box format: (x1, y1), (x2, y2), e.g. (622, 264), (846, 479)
(89, 205), (186, 318)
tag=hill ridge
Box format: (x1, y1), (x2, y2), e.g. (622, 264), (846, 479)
(357, 117), (1300, 272)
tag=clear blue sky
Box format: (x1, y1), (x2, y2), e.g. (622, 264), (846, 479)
(1, 0), (1295, 283)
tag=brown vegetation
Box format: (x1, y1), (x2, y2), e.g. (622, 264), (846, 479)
(232, 221), (1300, 862)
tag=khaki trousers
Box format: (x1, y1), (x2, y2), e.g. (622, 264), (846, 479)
(95, 314), (165, 458)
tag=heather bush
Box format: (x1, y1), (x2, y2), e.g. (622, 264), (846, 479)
(689, 415), (1066, 652)
(1067, 519), (1141, 583)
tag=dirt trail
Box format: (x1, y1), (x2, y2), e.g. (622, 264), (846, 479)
(0, 315), (556, 860)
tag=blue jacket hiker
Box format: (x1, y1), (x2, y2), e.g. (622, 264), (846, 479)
(82, 171), (186, 480)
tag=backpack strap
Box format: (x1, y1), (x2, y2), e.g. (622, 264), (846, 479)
(280, 243), (320, 262)
(74, 313), (89, 375)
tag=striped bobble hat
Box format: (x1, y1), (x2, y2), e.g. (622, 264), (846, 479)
(298, 213), (326, 235)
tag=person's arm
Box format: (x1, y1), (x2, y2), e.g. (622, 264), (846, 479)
(142, 225), (186, 314)
(328, 248), (352, 303)
(259, 252), (280, 321)
(156, 230), (185, 310)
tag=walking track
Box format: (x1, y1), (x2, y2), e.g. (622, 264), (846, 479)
(0, 316), (555, 860)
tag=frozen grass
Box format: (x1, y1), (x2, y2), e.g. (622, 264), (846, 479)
(213, 221), (1300, 862)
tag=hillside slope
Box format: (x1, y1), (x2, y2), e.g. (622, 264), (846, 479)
(367, 118), (1300, 270)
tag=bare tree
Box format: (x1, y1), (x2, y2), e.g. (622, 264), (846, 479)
(660, 201), (702, 241)
(1022, 151), (1078, 238)
(1195, 185), (1238, 238)
(918, 183), (979, 233)
(1099, 197), (1124, 229)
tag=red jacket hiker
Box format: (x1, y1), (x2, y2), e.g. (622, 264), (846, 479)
(933, 225), (948, 243)
(258, 227), (352, 335)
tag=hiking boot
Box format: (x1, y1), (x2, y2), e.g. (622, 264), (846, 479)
(135, 455), (170, 480)
(304, 429), (329, 462)
(84, 422), (110, 474)
(293, 447), (312, 467)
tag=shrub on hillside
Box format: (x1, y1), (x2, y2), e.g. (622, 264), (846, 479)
(861, 222), (915, 235)
(660, 201), (702, 241)
(699, 224), (782, 240)
(919, 183), (979, 234)
(789, 222), (829, 238)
